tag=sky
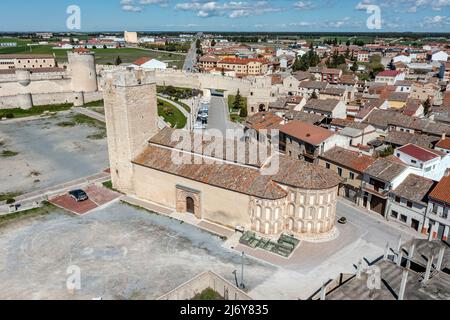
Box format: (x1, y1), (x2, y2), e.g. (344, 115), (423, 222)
(0, 0), (449, 32)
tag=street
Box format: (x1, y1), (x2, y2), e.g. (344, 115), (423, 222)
(182, 38), (198, 72)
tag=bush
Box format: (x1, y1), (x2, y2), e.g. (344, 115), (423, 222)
(0, 113), (14, 119)
(6, 198), (15, 204)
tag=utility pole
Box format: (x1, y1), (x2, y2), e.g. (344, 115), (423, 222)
(240, 252), (246, 290)
(232, 270), (239, 288)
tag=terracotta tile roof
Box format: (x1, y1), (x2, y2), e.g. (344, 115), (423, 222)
(377, 70), (403, 77)
(133, 145), (287, 200)
(292, 71), (312, 81)
(384, 131), (438, 148)
(436, 138), (450, 150)
(280, 120), (334, 145)
(429, 175), (450, 205)
(388, 92), (410, 102)
(320, 87), (346, 96)
(403, 99), (423, 116)
(299, 81), (328, 90)
(364, 157), (407, 182)
(133, 57), (152, 66)
(392, 174), (436, 205)
(273, 155), (343, 190)
(303, 99), (340, 113)
(245, 112), (283, 131)
(320, 147), (376, 173)
(397, 144), (440, 162)
(284, 111), (325, 124)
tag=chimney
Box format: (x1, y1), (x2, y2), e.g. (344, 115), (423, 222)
(442, 133), (447, 140)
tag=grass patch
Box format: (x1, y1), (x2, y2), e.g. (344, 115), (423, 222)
(57, 121), (76, 127)
(84, 100), (104, 107)
(192, 288), (224, 301)
(0, 192), (22, 202)
(230, 114), (244, 123)
(0, 103), (73, 119)
(87, 130), (107, 140)
(0, 202), (56, 226)
(157, 99), (187, 129)
(102, 180), (122, 194)
(1, 150), (19, 157)
(72, 114), (105, 128)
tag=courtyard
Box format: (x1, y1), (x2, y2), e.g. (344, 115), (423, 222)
(0, 112), (109, 195)
(0, 197), (419, 300)
(0, 202), (274, 300)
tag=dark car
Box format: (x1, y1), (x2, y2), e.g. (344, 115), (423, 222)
(69, 189), (89, 202)
(338, 217), (348, 225)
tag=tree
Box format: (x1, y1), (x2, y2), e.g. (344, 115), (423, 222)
(423, 98), (432, 115)
(233, 90), (243, 110)
(311, 91), (318, 99)
(387, 59), (396, 70)
(239, 103), (248, 118)
(350, 60), (358, 72)
(115, 56), (122, 66)
(221, 67), (225, 76)
(211, 39), (216, 47)
(346, 40), (351, 47)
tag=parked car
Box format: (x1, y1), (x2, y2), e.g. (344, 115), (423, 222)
(69, 189), (89, 202)
(338, 217), (348, 225)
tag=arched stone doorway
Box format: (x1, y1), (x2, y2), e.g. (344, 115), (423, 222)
(186, 197), (195, 215)
(176, 185), (202, 219)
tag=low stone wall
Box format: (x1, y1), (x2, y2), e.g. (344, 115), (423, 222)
(0, 91), (103, 110)
(158, 271), (252, 300)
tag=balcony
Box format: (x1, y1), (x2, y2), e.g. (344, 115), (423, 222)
(362, 182), (389, 198)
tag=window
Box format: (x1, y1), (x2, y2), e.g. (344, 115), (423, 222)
(395, 196), (401, 203)
(391, 210), (398, 219)
(432, 203), (438, 214)
(326, 163), (331, 169)
(349, 172), (355, 180)
(337, 168), (343, 177)
(400, 215), (408, 223)
(411, 160), (417, 164)
(407, 201), (413, 208)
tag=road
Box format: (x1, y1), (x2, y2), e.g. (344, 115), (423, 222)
(204, 96), (243, 136)
(183, 38), (198, 72)
(336, 199), (421, 249)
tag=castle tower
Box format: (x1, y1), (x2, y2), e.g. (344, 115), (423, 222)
(68, 49), (98, 106)
(103, 68), (159, 194)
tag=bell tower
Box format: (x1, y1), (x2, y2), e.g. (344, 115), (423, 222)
(103, 68), (159, 194)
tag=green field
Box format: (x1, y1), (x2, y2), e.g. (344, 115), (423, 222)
(0, 43), (186, 68)
(157, 98), (187, 129)
(0, 103), (73, 119)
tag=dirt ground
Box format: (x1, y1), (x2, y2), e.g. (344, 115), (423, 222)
(0, 202), (275, 300)
(0, 112), (109, 195)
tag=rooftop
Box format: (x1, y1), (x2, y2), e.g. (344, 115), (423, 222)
(397, 143), (440, 162)
(245, 112), (283, 131)
(392, 174), (436, 205)
(429, 175), (450, 205)
(436, 138), (450, 150)
(364, 157), (407, 182)
(376, 70), (403, 77)
(303, 99), (340, 113)
(384, 131), (439, 148)
(279, 120), (335, 145)
(320, 147), (376, 173)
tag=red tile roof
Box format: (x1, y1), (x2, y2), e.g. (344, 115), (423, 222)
(133, 57), (152, 66)
(280, 120), (334, 145)
(436, 138), (450, 150)
(377, 70), (403, 77)
(397, 144), (440, 162)
(320, 147), (376, 173)
(429, 175), (450, 205)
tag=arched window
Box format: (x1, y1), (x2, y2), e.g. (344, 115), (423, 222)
(289, 204), (295, 217)
(298, 206), (305, 219)
(256, 206), (262, 218)
(309, 207), (316, 219)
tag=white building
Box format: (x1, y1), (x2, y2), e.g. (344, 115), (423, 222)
(131, 57), (167, 70)
(394, 143), (450, 181)
(431, 50), (449, 62)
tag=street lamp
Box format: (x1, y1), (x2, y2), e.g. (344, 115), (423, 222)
(240, 252), (246, 290)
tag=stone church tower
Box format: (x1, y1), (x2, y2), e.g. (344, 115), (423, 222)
(103, 68), (159, 194)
